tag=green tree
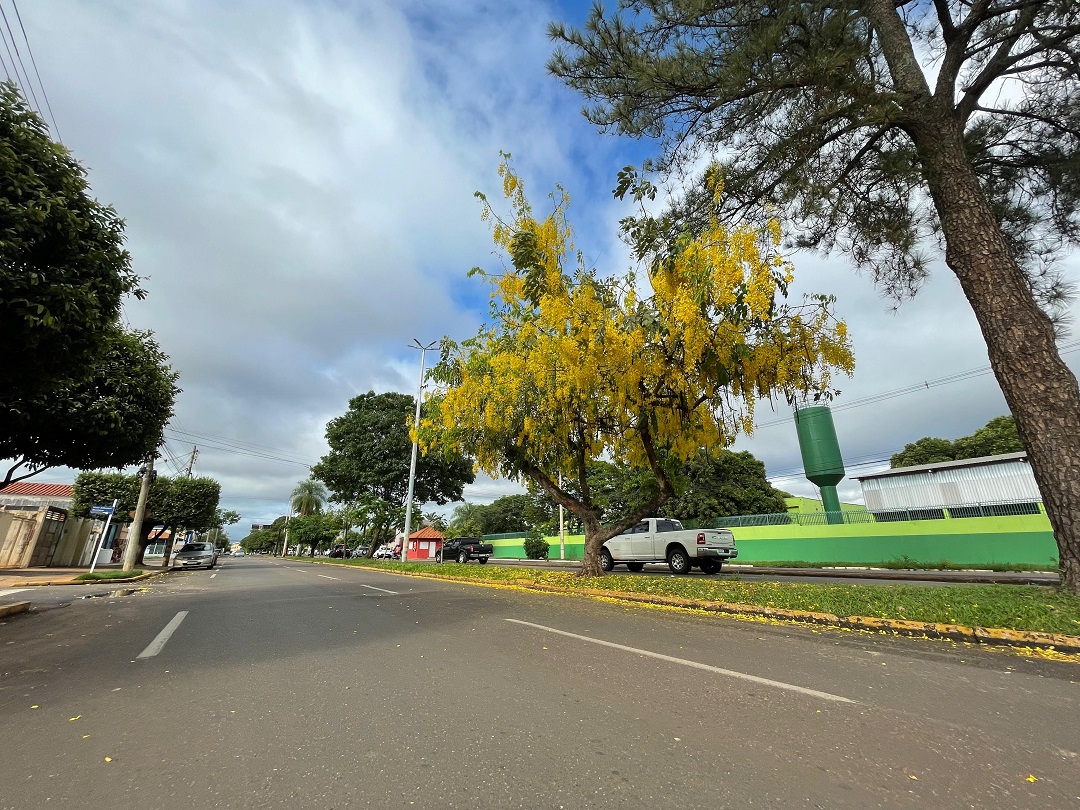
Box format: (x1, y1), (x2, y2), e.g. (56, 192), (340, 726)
(241, 526), (278, 554)
(205, 508), (240, 551)
(72, 472), (221, 566)
(892, 415), (1024, 467)
(422, 159), (852, 575)
(952, 415), (1024, 459)
(0, 83), (141, 402)
(290, 478), (327, 517)
(0, 326), (179, 487)
(447, 502), (487, 538)
(666, 450), (789, 523)
(891, 437), (958, 469)
(422, 511), (449, 534)
(549, 1), (1080, 592)
(312, 391), (475, 529)
(287, 513), (339, 556)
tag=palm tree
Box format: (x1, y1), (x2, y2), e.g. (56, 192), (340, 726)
(291, 478), (327, 517)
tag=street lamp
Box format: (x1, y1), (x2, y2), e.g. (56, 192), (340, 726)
(401, 339), (437, 562)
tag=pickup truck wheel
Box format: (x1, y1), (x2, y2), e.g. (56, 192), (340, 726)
(667, 548), (692, 575)
(435, 551), (442, 563)
(600, 549), (614, 572)
(626, 562), (645, 572)
(699, 559), (720, 575)
(478, 557), (488, 564)
(458, 550), (469, 564)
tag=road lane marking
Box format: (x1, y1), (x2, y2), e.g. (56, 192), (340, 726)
(137, 611), (189, 659)
(0, 589), (28, 597)
(317, 574), (339, 580)
(358, 584), (398, 595)
(210, 573), (217, 579)
(505, 619), (856, 704)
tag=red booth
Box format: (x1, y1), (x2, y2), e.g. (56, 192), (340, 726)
(406, 526), (444, 561)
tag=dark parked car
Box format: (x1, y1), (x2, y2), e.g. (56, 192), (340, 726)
(328, 544), (351, 558)
(438, 537), (493, 564)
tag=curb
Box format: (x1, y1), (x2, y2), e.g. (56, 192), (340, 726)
(500, 581), (1080, 654)
(13, 571), (161, 587)
(287, 559), (1080, 655)
(0, 601), (30, 619)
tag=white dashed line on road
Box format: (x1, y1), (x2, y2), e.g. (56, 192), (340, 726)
(357, 584), (398, 595)
(137, 611), (189, 659)
(0, 589), (28, 598)
(505, 618), (856, 704)
(317, 574), (339, 580)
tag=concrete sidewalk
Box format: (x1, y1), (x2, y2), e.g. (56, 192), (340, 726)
(0, 565), (163, 588)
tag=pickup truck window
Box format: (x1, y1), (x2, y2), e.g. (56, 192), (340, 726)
(656, 520), (683, 532)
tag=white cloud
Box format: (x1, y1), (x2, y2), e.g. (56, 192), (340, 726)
(12, 0), (1079, 538)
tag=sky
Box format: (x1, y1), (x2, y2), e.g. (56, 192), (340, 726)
(9, 0), (1080, 540)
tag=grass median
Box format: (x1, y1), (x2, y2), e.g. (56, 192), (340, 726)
(287, 557), (1080, 636)
(75, 570), (143, 581)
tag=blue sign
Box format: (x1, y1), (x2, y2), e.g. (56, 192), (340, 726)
(89, 505), (115, 516)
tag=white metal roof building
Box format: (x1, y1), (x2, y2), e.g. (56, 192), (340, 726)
(854, 452), (1040, 512)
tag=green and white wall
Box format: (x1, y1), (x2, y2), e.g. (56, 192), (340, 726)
(485, 511), (1058, 567)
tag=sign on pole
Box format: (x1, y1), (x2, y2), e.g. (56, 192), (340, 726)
(88, 499), (120, 574)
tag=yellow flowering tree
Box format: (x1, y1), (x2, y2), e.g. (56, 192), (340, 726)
(422, 157), (854, 575)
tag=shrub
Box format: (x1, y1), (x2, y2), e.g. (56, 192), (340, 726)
(523, 535), (550, 560)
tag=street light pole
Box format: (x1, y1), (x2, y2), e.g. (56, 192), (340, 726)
(401, 339), (437, 562)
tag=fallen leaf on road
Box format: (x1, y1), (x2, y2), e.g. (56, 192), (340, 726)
(69, 716), (81, 721)
(104, 757), (112, 763)
(1027, 775), (1039, 783)
(30, 705), (38, 709)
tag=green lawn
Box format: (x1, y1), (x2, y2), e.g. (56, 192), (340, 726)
(289, 557), (1080, 636)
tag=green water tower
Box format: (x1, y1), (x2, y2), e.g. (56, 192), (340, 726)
(795, 405), (846, 524)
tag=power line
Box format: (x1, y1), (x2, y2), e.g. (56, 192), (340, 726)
(162, 427), (313, 469)
(166, 425), (314, 463)
(753, 339), (1080, 431)
(0, 1), (39, 115)
(10, 0), (59, 141)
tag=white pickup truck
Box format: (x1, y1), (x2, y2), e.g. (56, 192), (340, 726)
(601, 517), (737, 575)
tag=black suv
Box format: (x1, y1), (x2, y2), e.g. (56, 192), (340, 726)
(328, 544), (351, 558)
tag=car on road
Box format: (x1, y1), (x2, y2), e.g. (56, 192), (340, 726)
(601, 517), (737, 575)
(232, 550), (246, 557)
(437, 537), (493, 564)
(172, 542), (218, 570)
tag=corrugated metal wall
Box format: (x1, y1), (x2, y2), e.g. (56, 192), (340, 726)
(862, 458), (1041, 509)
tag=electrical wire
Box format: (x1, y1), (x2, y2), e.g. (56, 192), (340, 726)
(10, 0), (59, 141)
(0, 1), (38, 115)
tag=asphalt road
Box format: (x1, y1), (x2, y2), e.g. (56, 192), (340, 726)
(1, 557), (1077, 809)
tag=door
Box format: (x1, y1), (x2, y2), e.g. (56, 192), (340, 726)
(627, 521), (653, 560)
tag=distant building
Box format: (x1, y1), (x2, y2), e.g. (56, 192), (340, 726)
(855, 452), (1040, 518)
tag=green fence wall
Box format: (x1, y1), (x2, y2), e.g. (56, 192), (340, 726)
(485, 512), (1058, 567)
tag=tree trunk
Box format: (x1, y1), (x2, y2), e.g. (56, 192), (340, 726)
(579, 514), (607, 576)
(914, 118), (1080, 594)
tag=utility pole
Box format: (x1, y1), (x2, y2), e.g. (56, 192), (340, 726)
(185, 446), (198, 477)
(401, 339), (437, 562)
(121, 458), (155, 571)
